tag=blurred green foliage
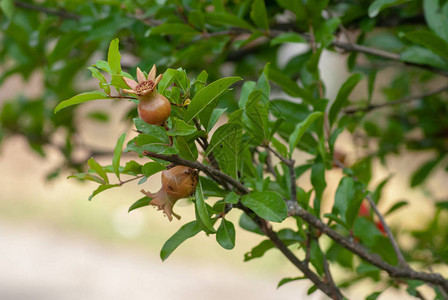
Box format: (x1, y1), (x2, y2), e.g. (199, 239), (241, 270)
(1, 0), (448, 298)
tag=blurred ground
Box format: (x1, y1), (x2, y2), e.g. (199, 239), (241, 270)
(1, 46), (447, 300)
(0, 221), (314, 300)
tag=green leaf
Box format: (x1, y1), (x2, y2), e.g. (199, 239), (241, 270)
(200, 176), (227, 197)
(401, 46), (448, 69)
(122, 160), (142, 175)
(238, 81), (256, 108)
(366, 291), (382, 300)
(95, 60), (112, 74)
(368, 0), (410, 18)
(307, 285), (318, 295)
(269, 68), (313, 103)
(250, 0), (269, 30)
(184, 76), (242, 123)
(0, 0), (14, 19)
(270, 33), (306, 46)
(167, 118), (197, 136)
(176, 136), (198, 161)
(404, 30), (448, 61)
(436, 201), (448, 210)
(150, 23), (200, 35)
(333, 177), (355, 223)
(277, 277), (306, 288)
(68, 173), (105, 184)
(309, 239), (324, 275)
(224, 192), (239, 204)
(311, 161), (326, 214)
(206, 123), (242, 179)
(244, 89), (269, 144)
(111, 75), (130, 90)
(423, 0), (448, 41)
(88, 67), (106, 83)
(204, 12), (254, 30)
(244, 240), (274, 261)
(411, 155), (445, 187)
(133, 118), (170, 143)
(216, 219), (236, 249)
(89, 184), (120, 201)
(207, 108), (227, 132)
(142, 162), (166, 178)
(352, 156), (372, 185)
(88, 158), (109, 184)
(384, 201), (408, 216)
(112, 133), (126, 180)
(288, 112), (324, 155)
(54, 91), (109, 113)
(271, 137), (288, 158)
(195, 179), (216, 233)
(315, 18), (341, 47)
(329, 73), (363, 126)
(129, 196), (152, 212)
(239, 213), (263, 235)
(48, 33), (84, 66)
(353, 217), (383, 247)
(257, 63), (271, 104)
(371, 175), (392, 204)
(160, 221), (202, 261)
(108, 38), (121, 75)
(241, 191), (287, 222)
(158, 69), (181, 94)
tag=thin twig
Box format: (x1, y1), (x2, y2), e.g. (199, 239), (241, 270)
(344, 85), (448, 114)
(141, 151), (448, 293)
(264, 150), (277, 178)
(14, 0), (80, 20)
(236, 203), (343, 299)
(330, 40), (448, 77)
(143, 151), (343, 299)
(333, 158), (409, 269)
(119, 175), (144, 186)
(366, 194), (409, 268)
(322, 251), (340, 299)
(264, 145), (297, 206)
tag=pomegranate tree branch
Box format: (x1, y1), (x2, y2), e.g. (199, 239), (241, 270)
(14, 1), (81, 20)
(264, 144), (297, 210)
(141, 151), (448, 293)
(344, 85), (448, 114)
(332, 159), (408, 268)
(142, 151), (343, 299)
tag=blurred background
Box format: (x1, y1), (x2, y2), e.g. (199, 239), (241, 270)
(1, 1), (448, 299)
(2, 46), (446, 300)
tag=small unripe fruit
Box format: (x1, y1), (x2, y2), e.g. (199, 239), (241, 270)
(138, 93), (171, 125)
(358, 201), (370, 217)
(141, 166), (198, 221)
(122, 65), (171, 125)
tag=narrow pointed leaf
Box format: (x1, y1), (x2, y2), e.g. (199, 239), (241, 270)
(329, 73), (362, 126)
(160, 221), (202, 261)
(112, 133), (126, 179)
(88, 158), (109, 184)
(54, 91), (109, 113)
(108, 38), (121, 74)
(184, 77), (242, 123)
(216, 219), (236, 250)
(288, 112), (324, 155)
(241, 191), (287, 222)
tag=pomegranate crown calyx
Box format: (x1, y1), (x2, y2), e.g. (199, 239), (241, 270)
(122, 65), (163, 96)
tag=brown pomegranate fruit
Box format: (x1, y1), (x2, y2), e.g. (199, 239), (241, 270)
(122, 65), (171, 125)
(141, 166), (198, 221)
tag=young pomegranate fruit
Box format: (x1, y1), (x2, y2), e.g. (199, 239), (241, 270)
(358, 201), (370, 218)
(141, 166), (198, 221)
(122, 65), (171, 125)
